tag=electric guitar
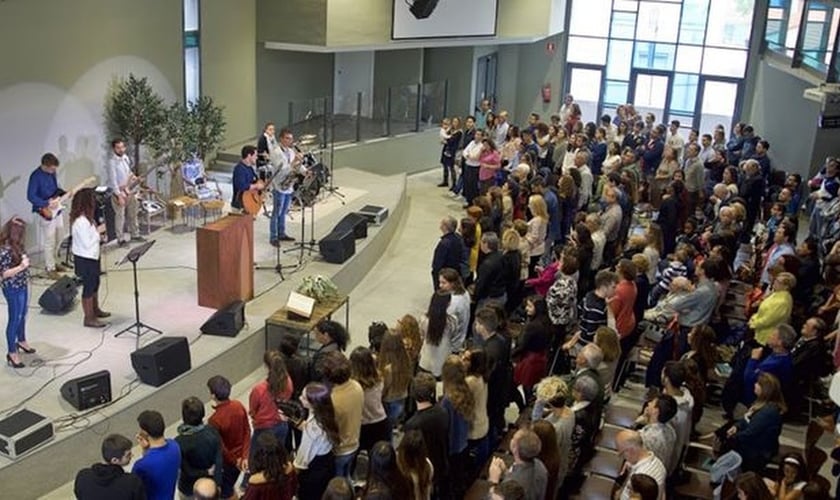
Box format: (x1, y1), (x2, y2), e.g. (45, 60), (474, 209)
(37, 176), (97, 221)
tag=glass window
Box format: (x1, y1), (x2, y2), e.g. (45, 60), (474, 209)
(611, 11), (637, 39)
(567, 36), (609, 64)
(607, 40), (634, 80)
(679, 0), (709, 45)
(671, 73), (698, 113)
(633, 42), (676, 71)
(614, 0), (639, 12)
(676, 45), (703, 73)
(570, 0), (612, 37)
(701, 48), (749, 77)
(184, 0), (199, 31)
(604, 80), (630, 105)
(636, 2), (681, 43)
(185, 46), (200, 104)
(800, 2), (840, 73)
(705, 0), (754, 49)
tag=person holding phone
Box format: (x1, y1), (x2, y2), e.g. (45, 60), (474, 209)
(0, 216), (33, 368)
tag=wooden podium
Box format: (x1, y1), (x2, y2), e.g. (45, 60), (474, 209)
(196, 214), (254, 309)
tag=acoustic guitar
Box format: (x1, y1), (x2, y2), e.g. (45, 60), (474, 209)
(37, 176), (98, 221)
(242, 162), (305, 216)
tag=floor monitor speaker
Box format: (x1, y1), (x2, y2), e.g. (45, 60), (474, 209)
(131, 337), (191, 387)
(38, 276), (77, 314)
(60, 370), (112, 410)
(200, 301), (245, 337)
(319, 229), (355, 264)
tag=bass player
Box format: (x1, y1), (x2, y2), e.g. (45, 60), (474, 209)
(107, 138), (145, 247)
(270, 127), (304, 246)
(231, 145), (264, 214)
(27, 152), (69, 280)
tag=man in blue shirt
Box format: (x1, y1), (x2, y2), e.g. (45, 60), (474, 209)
(230, 145), (263, 213)
(742, 324), (795, 406)
(132, 410), (181, 500)
(26, 152), (67, 279)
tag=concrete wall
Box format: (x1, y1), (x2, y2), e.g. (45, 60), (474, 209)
(256, 0), (326, 45)
(512, 34), (567, 125)
(496, 45), (522, 120)
(326, 0), (391, 46)
(423, 47), (474, 117)
(334, 52), (376, 117)
(255, 47), (334, 129)
(0, 0), (181, 238)
(203, 0), (257, 146)
(373, 49), (423, 120)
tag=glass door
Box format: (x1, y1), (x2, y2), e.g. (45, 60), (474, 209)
(630, 70), (672, 125)
(697, 77), (741, 135)
(475, 53), (498, 111)
(567, 65), (603, 123)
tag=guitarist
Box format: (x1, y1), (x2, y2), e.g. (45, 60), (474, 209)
(231, 145), (264, 214)
(26, 152), (68, 279)
(270, 128), (304, 246)
(107, 138), (144, 247)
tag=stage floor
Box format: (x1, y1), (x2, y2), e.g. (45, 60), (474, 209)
(0, 167), (404, 480)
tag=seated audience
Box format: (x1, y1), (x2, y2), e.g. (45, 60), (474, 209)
(74, 434), (146, 500)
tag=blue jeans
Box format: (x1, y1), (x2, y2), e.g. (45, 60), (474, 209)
(334, 450), (356, 477)
(383, 399), (405, 428)
(270, 190), (292, 241)
(3, 286), (27, 354)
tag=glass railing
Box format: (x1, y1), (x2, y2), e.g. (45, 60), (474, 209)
(285, 80), (448, 146)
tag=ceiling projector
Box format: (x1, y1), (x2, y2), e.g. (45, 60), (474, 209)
(408, 0), (439, 19)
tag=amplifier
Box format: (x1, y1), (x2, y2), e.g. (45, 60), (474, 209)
(356, 205), (388, 225)
(0, 409), (54, 460)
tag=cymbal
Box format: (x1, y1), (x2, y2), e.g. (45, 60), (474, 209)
(299, 134), (318, 141)
(297, 138), (317, 146)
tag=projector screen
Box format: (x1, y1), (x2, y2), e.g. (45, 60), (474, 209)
(392, 0), (499, 40)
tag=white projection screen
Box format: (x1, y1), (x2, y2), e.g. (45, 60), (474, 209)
(392, 0), (499, 40)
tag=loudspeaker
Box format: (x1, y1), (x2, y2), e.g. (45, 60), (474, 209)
(409, 0), (439, 19)
(0, 409), (54, 459)
(319, 229), (355, 264)
(131, 337), (191, 387)
(60, 370), (112, 410)
(200, 301), (245, 337)
(38, 276), (77, 314)
(333, 213), (368, 239)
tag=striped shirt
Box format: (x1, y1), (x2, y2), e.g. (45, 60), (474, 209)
(619, 453), (667, 500)
(578, 292), (607, 344)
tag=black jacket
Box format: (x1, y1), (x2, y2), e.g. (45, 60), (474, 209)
(432, 232), (466, 278)
(404, 404), (450, 481)
(474, 251), (507, 300)
(74, 463), (146, 500)
(174, 424), (223, 495)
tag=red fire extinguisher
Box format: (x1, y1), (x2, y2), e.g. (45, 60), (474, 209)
(541, 84), (551, 103)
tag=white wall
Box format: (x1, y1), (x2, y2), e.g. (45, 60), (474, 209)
(333, 51), (375, 117)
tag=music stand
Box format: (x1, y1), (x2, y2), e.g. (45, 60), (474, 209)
(114, 240), (162, 349)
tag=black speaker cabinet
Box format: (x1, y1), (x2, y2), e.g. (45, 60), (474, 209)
(131, 337), (191, 387)
(0, 409), (54, 459)
(201, 301), (245, 337)
(319, 229), (356, 264)
(334, 213), (368, 239)
(60, 370), (112, 410)
(38, 276), (77, 313)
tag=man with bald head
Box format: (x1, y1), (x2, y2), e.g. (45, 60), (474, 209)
(488, 428), (548, 500)
(615, 429), (666, 500)
(431, 215), (466, 289)
(192, 478), (218, 500)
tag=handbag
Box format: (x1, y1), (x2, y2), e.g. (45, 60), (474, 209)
(275, 398), (307, 425)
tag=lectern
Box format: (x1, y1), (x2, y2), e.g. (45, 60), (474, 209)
(197, 214), (254, 308)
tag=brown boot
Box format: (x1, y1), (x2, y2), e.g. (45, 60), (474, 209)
(83, 297), (107, 328)
(93, 293), (111, 318)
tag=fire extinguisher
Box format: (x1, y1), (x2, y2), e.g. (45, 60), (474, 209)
(541, 84), (551, 103)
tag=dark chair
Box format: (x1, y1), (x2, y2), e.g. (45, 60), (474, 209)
(595, 424), (622, 451)
(584, 449), (623, 479)
(569, 474), (616, 500)
(604, 405), (638, 429)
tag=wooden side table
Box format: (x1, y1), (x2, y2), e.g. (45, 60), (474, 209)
(200, 199), (226, 225)
(167, 196), (200, 230)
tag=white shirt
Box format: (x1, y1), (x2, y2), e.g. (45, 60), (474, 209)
(577, 165), (593, 209)
(107, 153), (132, 193)
(271, 145), (300, 194)
(463, 140), (482, 167)
(448, 292), (471, 352)
(495, 121), (509, 145)
(591, 230), (606, 270)
(71, 217), (100, 260)
(620, 453), (667, 500)
(294, 414), (333, 469)
(668, 132), (685, 160)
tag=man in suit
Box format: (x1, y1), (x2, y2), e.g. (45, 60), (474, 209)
(475, 306), (512, 445)
(404, 372), (450, 499)
(431, 215), (466, 289)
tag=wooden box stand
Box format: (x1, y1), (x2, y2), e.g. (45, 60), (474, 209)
(196, 214), (254, 309)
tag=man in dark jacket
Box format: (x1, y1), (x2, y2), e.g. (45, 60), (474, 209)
(475, 306), (513, 445)
(738, 159), (764, 236)
(174, 396), (223, 498)
(431, 215), (466, 289)
(74, 434), (147, 500)
(474, 232), (508, 308)
(404, 373), (450, 499)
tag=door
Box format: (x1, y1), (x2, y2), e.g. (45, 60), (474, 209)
(475, 53), (498, 111)
(697, 78), (741, 135)
(566, 65), (603, 123)
(630, 70), (672, 125)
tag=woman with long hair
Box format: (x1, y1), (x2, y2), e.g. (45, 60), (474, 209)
(526, 194), (549, 276)
(395, 314), (422, 368)
(513, 295), (551, 406)
(462, 348), (490, 480)
(249, 350), (294, 470)
(594, 326), (622, 399)
(441, 354), (474, 499)
(533, 376), (575, 492)
(479, 138), (502, 196)
(441, 117), (462, 189)
(418, 292), (456, 377)
(0, 217), (33, 368)
(438, 268), (471, 352)
(70, 188), (110, 328)
(350, 346), (390, 451)
(571, 222), (594, 293)
(532, 419), (561, 500)
(501, 228), (524, 312)
(397, 429), (435, 500)
(644, 224), (663, 283)
(377, 332), (412, 428)
(459, 217), (480, 281)
(363, 441), (412, 498)
(295, 382), (341, 499)
(557, 174), (578, 244)
(735, 471), (774, 500)
(242, 432), (297, 500)
(683, 325), (717, 383)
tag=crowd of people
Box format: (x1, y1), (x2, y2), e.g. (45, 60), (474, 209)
(8, 97), (840, 499)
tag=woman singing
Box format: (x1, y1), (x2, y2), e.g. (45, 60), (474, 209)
(71, 188), (109, 328)
(0, 217), (34, 368)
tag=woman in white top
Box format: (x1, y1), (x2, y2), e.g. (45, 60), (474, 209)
(438, 268), (470, 353)
(525, 194), (549, 277)
(70, 188), (109, 328)
(644, 224), (663, 283)
(418, 291), (457, 378)
(295, 382), (340, 500)
(397, 429), (434, 500)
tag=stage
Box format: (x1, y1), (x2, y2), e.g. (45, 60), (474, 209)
(0, 167), (408, 498)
